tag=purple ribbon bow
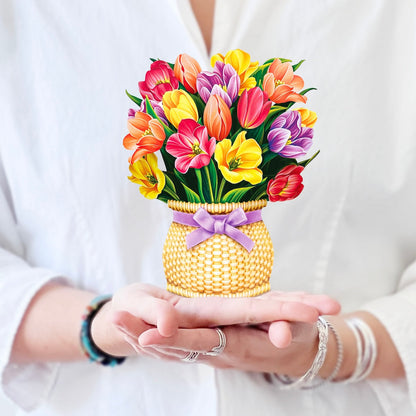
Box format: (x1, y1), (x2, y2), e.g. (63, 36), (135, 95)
(172, 207), (263, 252)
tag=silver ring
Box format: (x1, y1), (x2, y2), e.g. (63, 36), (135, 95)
(203, 328), (227, 357)
(181, 351), (200, 363)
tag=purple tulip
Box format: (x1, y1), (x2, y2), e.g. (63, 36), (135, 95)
(139, 99), (168, 125)
(196, 62), (240, 107)
(267, 111), (313, 158)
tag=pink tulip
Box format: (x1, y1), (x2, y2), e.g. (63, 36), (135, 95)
(166, 119), (216, 174)
(139, 60), (179, 102)
(237, 87), (272, 129)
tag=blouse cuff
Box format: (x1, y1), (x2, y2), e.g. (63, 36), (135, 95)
(0, 269), (69, 412)
(361, 291), (416, 411)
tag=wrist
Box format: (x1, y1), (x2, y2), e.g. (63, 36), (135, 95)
(89, 298), (132, 359)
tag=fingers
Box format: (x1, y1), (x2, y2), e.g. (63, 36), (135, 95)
(175, 296), (320, 328)
(260, 291), (341, 315)
(139, 327), (222, 354)
(268, 321), (292, 348)
(112, 284), (180, 337)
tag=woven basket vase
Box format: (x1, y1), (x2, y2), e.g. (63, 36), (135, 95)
(163, 200), (274, 297)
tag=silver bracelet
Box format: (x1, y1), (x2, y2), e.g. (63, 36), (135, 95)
(325, 320), (344, 382)
(343, 317), (377, 383)
(276, 316), (329, 390)
(297, 319), (344, 389)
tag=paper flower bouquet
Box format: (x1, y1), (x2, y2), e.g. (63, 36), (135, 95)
(123, 49), (318, 297)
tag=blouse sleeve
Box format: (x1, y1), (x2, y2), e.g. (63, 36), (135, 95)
(361, 261), (416, 411)
(0, 160), (69, 412)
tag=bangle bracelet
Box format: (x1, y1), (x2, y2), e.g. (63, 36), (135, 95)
(276, 316), (329, 390)
(80, 294), (126, 367)
(325, 320), (344, 382)
(342, 317), (377, 383)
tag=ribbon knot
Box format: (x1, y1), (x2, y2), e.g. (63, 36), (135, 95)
(172, 207), (263, 252)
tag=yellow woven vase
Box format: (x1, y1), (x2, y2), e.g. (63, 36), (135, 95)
(163, 200), (274, 297)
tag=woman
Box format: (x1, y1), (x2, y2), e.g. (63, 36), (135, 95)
(1, 0), (415, 414)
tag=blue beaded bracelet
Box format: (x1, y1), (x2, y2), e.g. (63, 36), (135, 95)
(80, 294), (126, 367)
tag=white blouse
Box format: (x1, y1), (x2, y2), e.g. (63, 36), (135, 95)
(1, 0), (416, 415)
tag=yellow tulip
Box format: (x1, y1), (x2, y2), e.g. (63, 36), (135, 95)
(211, 49), (258, 94)
(128, 153), (166, 199)
(296, 108), (317, 128)
(214, 131), (262, 184)
(162, 90), (198, 128)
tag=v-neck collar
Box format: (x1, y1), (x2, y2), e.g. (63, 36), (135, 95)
(169, 0), (216, 67)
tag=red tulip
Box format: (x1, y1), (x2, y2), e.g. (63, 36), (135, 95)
(237, 87), (272, 129)
(267, 165), (304, 202)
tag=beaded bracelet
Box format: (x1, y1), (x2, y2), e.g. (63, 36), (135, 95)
(80, 294), (126, 367)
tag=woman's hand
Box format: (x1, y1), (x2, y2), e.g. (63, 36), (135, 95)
(99, 283), (340, 368)
(127, 321), (322, 376)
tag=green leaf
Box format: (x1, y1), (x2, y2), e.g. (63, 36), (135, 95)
(299, 87), (317, 96)
(292, 59), (305, 72)
(252, 63), (272, 86)
(262, 58), (276, 66)
(261, 152), (298, 177)
(192, 94), (206, 116)
(246, 178), (269, 201)
(299, 150), (320, 167)
(125, 90), (142, 107)
(156, 192), (170, 204)
(221, 186), (254, 203)
(162, 174), (178, 200)
(182, 183), (201, 203)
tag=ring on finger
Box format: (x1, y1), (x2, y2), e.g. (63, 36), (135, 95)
(203, 328), (227, 357)
(181, 351), (200, 363)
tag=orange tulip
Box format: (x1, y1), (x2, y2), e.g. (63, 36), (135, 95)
(123, 111), (165, 163)
(203, 95), (232, 141)
(174, 54), (201, 94)
(263, 58), (306, 104)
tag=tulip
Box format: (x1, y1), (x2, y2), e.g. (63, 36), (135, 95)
(296, 108), (317, 128)
(138, 99), (168, 125)
(128, 153), (166, 199)
(267, 111), (313, 158)
(214, 131), (262, 184)
(263, 58), (306, 104)
(166, 119), (216, 174)
(203, 95), (232, 141)
(211, 49), (258, 94)
(174, 54), (201, 94)
(139, 60), (179, 102)
(123, 111), (165, 163)
(267, 165), (304, 202)
(237, 87), (272, 129)
(196, 62), (240, 107)
(162, 90), (198, 128)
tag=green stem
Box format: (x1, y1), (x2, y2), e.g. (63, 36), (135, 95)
(195, 169), (206, 203)
(255, 191), (268, 200)
(203, 165), (215, 203)
(164, 186), (178, 200)
(217, 178), (226, 202)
